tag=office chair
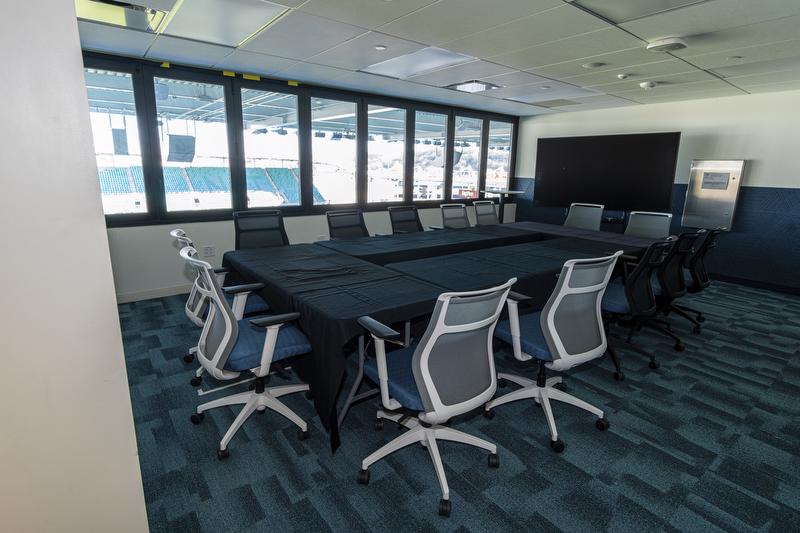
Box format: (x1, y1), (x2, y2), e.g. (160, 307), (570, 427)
(473, 200), (499, 226)
(653, 231), (706, 342)
(440, 203), (471, 229)
(673, 228), (723, 325)
(487, 252), (622, 452)
(387, 205), (424, 234)
(326, 209), (369, 239)
(602, 240), (675, 374)
(356, 278), (516, 517)
(625, 211), (673, 239)
(564, 202), (604, 231)
(182, 246), (311, 458)
(233, 209), (289, 249)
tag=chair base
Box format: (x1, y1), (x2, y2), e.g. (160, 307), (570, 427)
(360, 413), (498, 511)
(486, 372), (605, 447)
(195, 381), (309, 453)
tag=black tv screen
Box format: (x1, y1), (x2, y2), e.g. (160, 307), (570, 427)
(534, 132), (680, 212)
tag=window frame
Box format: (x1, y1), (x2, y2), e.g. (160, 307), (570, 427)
(83, 52), (519, 228)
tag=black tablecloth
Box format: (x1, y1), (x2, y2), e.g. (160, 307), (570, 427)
(387, 238), (646, 309)
(315, 225), (543, 265)
(222, 244), (442, 451)
(506, 221), (658, 249)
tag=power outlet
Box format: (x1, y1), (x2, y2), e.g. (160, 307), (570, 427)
(202, 245), (216, 258)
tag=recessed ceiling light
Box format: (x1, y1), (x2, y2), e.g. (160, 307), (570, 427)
(639, 81), (657, 90)
(727, 55), (744, 60)
(446, 80), (501, 93)
(582, 62), (606, 69)
(374, 45), (388, 51)
(362, 47), (474, 79)
(617, 73), (629, 80)
(539, 85), (551, 90)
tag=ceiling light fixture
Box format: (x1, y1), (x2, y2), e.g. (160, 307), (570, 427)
(727, 55), (744, 60)
(446, 79), (501, 93)
(617, 73), (629, 80)
(582, 62), (606, 69)
(361, 47), (474, 79)
(646, 37), (688, 53)
(374, 45), (388, 51)
(540, 85), (551, 90)
(639, 81), (657, 90)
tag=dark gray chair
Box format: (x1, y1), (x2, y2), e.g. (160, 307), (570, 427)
(233, 209), (289, 249)
(488, 252), (622, 452)
(387, 205), (424, 234)
(356, 278), (516, 517)
(564, 202), (604, 231)
(326, 209), (369, 239)
(473, 200), (499, 226)
(440, 203), (470, 229)
(624, 211), (672, 239)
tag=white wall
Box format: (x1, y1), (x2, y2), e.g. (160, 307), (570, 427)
(516, 90), (800, 189)
(109, 204), (515, 302)
(0, 2), (149, 532)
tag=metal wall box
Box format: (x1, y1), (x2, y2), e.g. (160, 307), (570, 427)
(681, 160), (745, 230)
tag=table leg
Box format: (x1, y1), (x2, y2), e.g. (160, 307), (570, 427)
(338, 335), (378, 428)
(497, 194), (506, 223)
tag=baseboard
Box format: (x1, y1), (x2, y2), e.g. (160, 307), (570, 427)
(116, 283), (192, 304)
(711, 274), (800, 296)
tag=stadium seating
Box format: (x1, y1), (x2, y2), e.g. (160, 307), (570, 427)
(266, 168), (301, 204)
(187, 167), (230, 193)
(98, 167), (132, 195)
(130, 166), (146, 193)
(245, 167), (277, 194)
(164, 167), (191, 193)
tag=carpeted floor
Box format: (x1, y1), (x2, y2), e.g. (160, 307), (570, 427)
(118, 281), (800, 532)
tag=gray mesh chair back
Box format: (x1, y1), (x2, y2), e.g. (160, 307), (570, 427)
(473, 200), (499, 226)
(440, 204), (470, 229)
(625, 211), (673, 239)
(180, 246), (240, 380)
(327, 209), (369, 239)
(233, 209), (289, 249)
(686, 229), (721, 291)
(564, 202), (604, 231)
(540, 252), (622, 371)
(655, 231), (703, 300)
(624, 240), (674, 317)
(171, 229), (206, 326)
(387, 205), (424, 234)
(411, 278), (516, 424)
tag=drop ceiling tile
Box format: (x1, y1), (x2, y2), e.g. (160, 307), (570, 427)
(442, 4), (606, 58)
(145, 35), (234, 67)
(378, 0), (563, 46)
(739, 79), (800, 93)
(527, 47), (660, 79)
(610, 78), (733, 98)
(78, 21), (156, 57)
(674, 15), (800, 60)
(271, 61), (352, 85)
(480, 71), (552, 87)
(488, 80), (583, 99)
(570, 0), (709, 24)
(727, 67), (800, 85)
(629, 85), (745, 104)
(213, 50), (297, 75)
(243, 11), (367, 60)
(620, 0), (800, 41)
(127, 0), (177, 10)
(270, 0), (307, 6)
(163, 0), (287, 46)
(506, 85), (601, 104)
(582, 69), (716, 92)
(687, 38), (800, 71)
(713, 55), (800, 78)
(492, 28), (644, 70)
(307, 32), (425, 70)
(407, 61), (514, 87)
(563, 59), (697, 87)
(299, 0), (438, 29)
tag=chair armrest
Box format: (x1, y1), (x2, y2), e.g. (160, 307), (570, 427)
(508, 291), (533, 303)
(357, 316), (403, 342)
(426, 225), (443, 231)
(620, 254), (639, 263)
(213, 267), (229, 274)
(250, 312), (300, 328)
(222, 282), (264, 295)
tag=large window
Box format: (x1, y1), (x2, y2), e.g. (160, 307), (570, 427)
(367, 106), (406, 203)
(486, 121), (513, 195)
(311, 98), (357, 205)
(154, 77), (231, 211)
(84, 68), (146, 215)
(413, 111), (447, 201)
(241, 88), (301, 207)
(451, 116), (483, 200)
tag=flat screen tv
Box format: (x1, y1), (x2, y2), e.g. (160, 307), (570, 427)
(534, 132), (681, 212)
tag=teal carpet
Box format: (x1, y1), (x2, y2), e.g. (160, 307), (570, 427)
(118, 281), (800, 532)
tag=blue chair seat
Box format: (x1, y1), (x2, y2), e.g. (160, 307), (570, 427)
(364, 345), (424, 411)
(602, 281), (631, 314)
(224, 293), (270, 316)
(224, 320), (311, 372)
(494, 312), (553, 362)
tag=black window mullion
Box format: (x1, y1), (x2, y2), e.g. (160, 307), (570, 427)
(403, 109), (414, 203)
(136, 64), (166, 219)
(226, 77), (247, 212)
(478, 119), (489, 200)
(444, 111), (455, 201)
(509, 119), (519, 189)
(356, 98), (368, 206)
(297, 91), (313, 208)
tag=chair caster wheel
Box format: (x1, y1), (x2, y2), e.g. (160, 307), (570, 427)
(183, 354), (194, 363)
(553, 382), (567, 392)
(357, 469), (370, 485)
(697, 315), (705, 323)
(483, 409), (495, 420)
(190, 413), (204, 425)
(649, 360), (660, 370)
(190, 376), (202, 387)
(595, 417), (610, 431)
(217, 448), (230, 460)
(488, 453), (500, 469)
(375, 419), (384, 431)
(299, 429), (310, 440)
(438, 499), (451, 517)
(674, 343), (685, 352)
(550, 439), (565, 453)
(613, 371), (624, 382)
(693, 326), (702, 334)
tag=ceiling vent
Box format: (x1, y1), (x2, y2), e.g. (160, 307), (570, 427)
(646, 37), (688, 53)
(76, 0), (168, 32)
